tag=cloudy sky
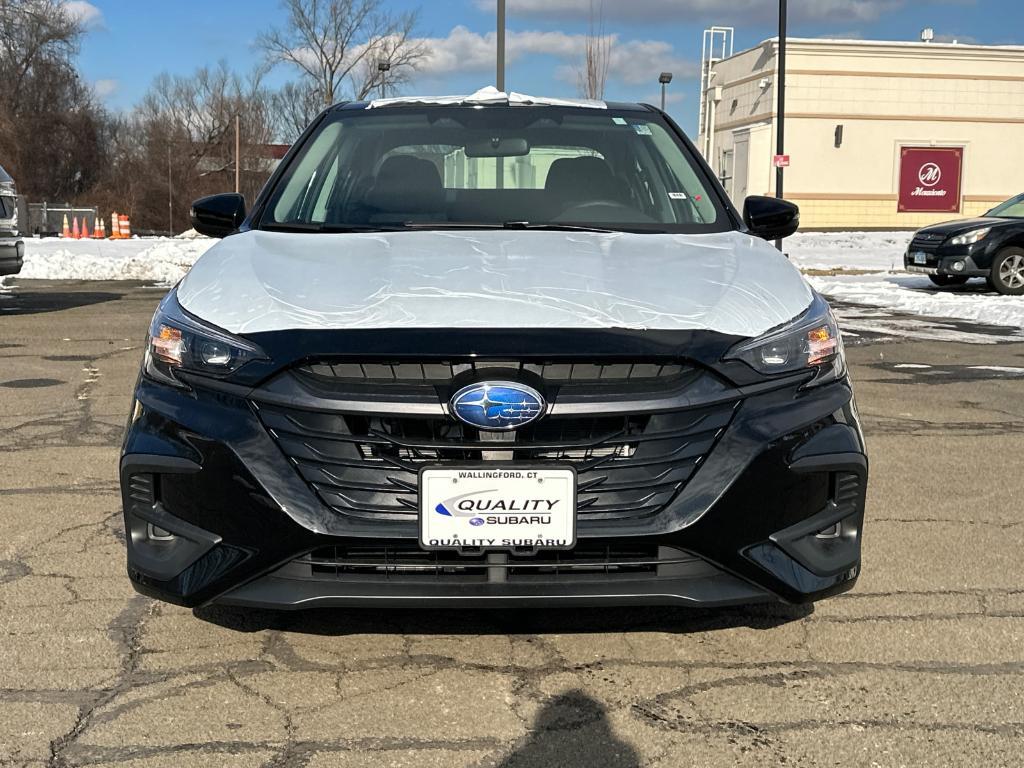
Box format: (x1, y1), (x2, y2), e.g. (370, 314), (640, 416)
(75, 0), (1015, 133)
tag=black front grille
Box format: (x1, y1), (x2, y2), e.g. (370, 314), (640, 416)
(298, 360), (691, 385)
(256, 397), (737, 523)
(275, 541), (718, 584)
(909, 232), (946, 253)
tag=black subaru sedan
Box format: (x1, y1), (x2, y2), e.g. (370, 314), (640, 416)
(120, 90), (867, 611)
(905, 193), (1024, 295)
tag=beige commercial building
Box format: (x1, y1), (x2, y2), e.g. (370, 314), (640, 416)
(697, 37), (1024, 229)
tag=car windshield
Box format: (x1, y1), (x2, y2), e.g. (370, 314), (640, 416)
(988, 194), (1024, 218)
(259, 106), (729, 234)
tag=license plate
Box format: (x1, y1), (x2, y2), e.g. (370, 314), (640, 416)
(912, 252), (928, 265)
(419, 467), (576, 551)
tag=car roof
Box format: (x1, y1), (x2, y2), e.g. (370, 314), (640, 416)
(331, 87), (653, 114)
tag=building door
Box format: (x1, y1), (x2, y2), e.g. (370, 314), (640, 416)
(732, 134), (750, 203)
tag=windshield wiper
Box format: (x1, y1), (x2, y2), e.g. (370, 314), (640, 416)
(502, 221), (618, 234)
(398, 221), (619, 234)
(260, 221), (409, 233)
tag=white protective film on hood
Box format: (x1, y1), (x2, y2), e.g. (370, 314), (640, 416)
(177, 229), (814, 338)
(367, 86), (606, 110)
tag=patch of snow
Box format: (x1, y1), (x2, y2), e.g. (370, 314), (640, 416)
(894, 364), (932, 369)
(786, 231), (912, 273)
(811, 273), (1024, 331)
(175, 228), (210, 240)
(18, 237), (214, 285)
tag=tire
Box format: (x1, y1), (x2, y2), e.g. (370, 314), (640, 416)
(928, 274), (969, 288)
(989, 247), (1024, 296)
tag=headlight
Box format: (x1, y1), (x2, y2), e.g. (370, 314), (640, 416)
(949, 227), (991, 246)
(725, 293), (846, 386)
(145, 290), (266, 386)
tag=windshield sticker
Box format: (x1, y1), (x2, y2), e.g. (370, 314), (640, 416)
(612, 117), (627, 125)
(668, 192), (688, 200)
(632, 124), (653, 136)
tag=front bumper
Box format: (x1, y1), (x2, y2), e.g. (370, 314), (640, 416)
(904, 250), (987, 277)
(0, 236), (24, 276)
(121, 367), (868, 610)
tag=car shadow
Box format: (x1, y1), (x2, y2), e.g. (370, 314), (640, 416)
(193, 601), (812, 636)
(496, 691), (642, 768)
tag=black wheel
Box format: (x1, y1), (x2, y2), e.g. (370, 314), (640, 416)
(928, 274), (968, 287)
(989, 247), (1024, 296)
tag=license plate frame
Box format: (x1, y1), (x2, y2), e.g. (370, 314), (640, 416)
(912, 251), (929, 265)
(418, 466), (577, 553)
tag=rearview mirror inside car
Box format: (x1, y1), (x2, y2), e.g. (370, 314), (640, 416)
(743, 196), (801, 241)
(464, 137), (530, 158)
(190, 193), (246, 239)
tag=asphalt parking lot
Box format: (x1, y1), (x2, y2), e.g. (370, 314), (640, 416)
(2, 280), (1023, 768)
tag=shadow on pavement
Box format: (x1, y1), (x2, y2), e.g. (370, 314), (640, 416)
(496, 691), (641, 768)
(0, 282), (123, 316)
(194, 602), (812, 636)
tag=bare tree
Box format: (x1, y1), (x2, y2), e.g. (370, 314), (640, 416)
(269, 81), (325, 141)
(115, 63), (276, 231)
(258, 0), (426, 106)
(577, 0), (611, 100)
(0, 0), (109, 201)
(0, 0), (83, 112)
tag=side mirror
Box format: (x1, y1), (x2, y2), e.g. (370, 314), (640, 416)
(190, 193), (246, 238)
(743, 196), (800, 241)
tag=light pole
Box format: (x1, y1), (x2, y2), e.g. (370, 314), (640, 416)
(497, 0), (506, 92)
(659, 72), (673, 111)
(775, 0), (788, 250)
(377, 60), (391, 99)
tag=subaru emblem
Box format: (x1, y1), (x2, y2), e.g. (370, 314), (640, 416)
(449, 381), (545, 431)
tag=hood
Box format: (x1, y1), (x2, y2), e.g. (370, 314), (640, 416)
(918, 217), (1005, 236)
(176, 229), (814, 338)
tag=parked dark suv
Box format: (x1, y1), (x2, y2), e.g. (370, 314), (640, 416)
(905, 193), (1024, 295)
(0, 164), (24, 277)
(120, 91), (867, 612)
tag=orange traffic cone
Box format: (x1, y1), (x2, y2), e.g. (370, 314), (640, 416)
(72, 216), (80, 239)
(92, 218), (102, 238)
(97, 218), (106, 238)
(62, 214), (71, 238)
(81, 218), (91, 239)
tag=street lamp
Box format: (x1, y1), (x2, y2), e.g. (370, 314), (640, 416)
(659, 72), (673, 111)
(377, 60), (391, 99)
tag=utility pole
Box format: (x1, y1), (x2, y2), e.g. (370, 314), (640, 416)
(775, 0), (787, 250)
(234, 114), (241, 194)
(496, 0), (506, 190)
(497, 0), (506, 92)
(167, 146), (173, 236)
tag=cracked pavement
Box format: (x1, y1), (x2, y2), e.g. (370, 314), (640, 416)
(1, 279), (1023, 767)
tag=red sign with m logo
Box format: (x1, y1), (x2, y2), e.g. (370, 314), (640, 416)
(898, 146), (963, 214)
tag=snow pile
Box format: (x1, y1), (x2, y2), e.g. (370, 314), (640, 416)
(17, 237), (215, 284)
(175, 228), (210, 240)
(786, 231), (912, 273)
(811, 273), (1024, 329)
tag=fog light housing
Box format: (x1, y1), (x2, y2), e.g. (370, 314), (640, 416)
(951, 260), (966, 273)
